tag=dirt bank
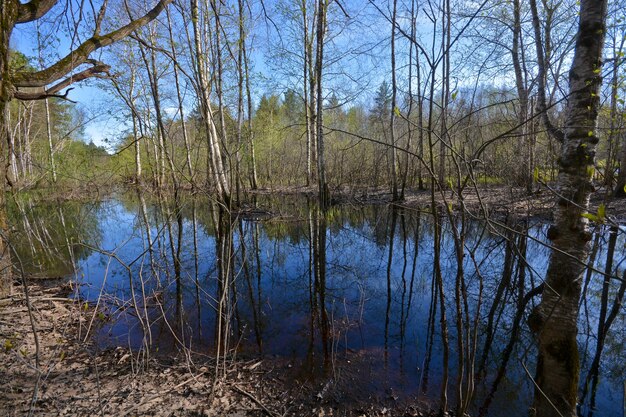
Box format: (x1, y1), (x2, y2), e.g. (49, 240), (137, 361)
(1, 282), (435, 416)
(251, 184), (626, 223)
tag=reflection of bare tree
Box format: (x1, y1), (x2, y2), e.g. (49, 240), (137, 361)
(399, 210), (420, 357)
(212, 206), (236, 379)
(238, 219), (263, 353)
(17, 191), (625, 414)
(9, 195), (101, 278)
(580, 226), (626, 416)
(384, 207), (398, 360)
(303, 199), (331, 373)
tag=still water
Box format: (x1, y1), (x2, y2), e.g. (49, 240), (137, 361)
(11, 192), (626, 416)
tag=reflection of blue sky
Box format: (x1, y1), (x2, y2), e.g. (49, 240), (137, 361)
(67, 196), (626, 416)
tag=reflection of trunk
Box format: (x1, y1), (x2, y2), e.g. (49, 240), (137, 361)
(384, 207), (398, 358)
(307, 204), (316, 366)
(530, 1), (608, 415)
(421, 259), (437, 393)
(191, 199), (201, 335)
(164, 194), (184, 335)
(451, 215), (470, 416)
(433, 209), (449, 412)
(239, 220), (263, 352)
(306, 201), (330, 368)
(398, 212), (414, 351)
(313, 207), (330, 365)
(212, 207), (235, 376)
(478, 224), (516, 376)
(478, 283), (544, 417)
(138, 189), (157, 285)
(581, 226), (625, 415)
(581, 230), (601, 334)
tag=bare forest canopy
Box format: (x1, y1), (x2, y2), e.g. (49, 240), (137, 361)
(6, 0), (625, 199)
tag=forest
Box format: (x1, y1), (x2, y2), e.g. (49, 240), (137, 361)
(0, 0), (625, 416)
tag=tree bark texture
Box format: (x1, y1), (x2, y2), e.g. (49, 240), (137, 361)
(0, 0), (18, 297)
(530, 1), (608, 416)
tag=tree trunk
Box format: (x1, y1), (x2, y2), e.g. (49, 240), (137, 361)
(615, 128), (626, 196)
(315, 0), (329, 209)
(389, 0), (399, 200)
(242, 24), (258, 190)
(530, 1), (608, 416)
(0, 0), (18, 298)
(166, 7), (193, 185)
(0, 99), (11, 298)
(190, 0), (230, 203)
(511, 0), (531, 193)
(302, 0), (313, 187)
(44, 99), (57, 183)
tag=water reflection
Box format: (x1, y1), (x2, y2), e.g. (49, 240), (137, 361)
(11, 192), (626, 416)
(8, 195), (100, 277)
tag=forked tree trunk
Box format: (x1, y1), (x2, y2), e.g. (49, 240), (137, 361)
(530, 1), (608, 416)
(190, 0), (230, 203)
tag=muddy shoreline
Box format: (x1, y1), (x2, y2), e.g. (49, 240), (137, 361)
(250, 184), (626, 223)
(1, 283), (436, 416)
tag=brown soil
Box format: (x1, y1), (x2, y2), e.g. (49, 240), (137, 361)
(1, 282), (435, 417)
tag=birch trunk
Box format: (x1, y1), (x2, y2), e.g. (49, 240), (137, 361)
(530, 1), (608, 416)
(190, 0), (230, 203)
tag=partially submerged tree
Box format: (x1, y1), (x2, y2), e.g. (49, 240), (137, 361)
(0, 0), (174, 297)
(529, 0), (608, 415)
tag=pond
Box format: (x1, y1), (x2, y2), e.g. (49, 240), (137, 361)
(11, 191), (626, 416)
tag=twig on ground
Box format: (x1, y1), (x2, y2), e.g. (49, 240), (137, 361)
(232, 384), (281, 417)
